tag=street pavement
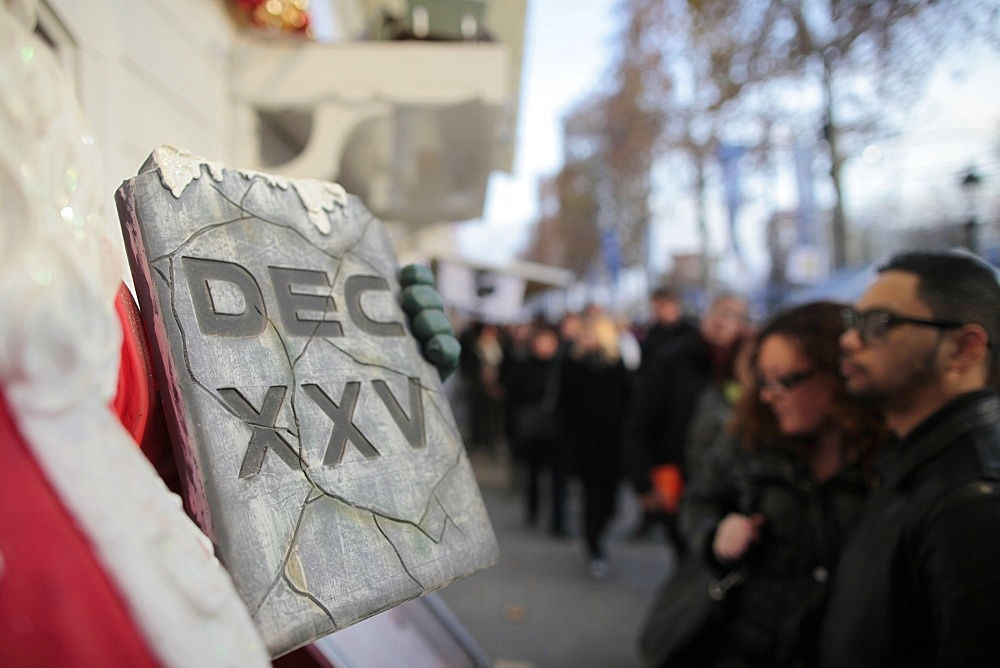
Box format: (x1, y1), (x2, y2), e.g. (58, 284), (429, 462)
(437, 450), (677, 668)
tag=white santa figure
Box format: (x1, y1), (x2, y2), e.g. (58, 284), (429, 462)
(0, 1), (270, 664)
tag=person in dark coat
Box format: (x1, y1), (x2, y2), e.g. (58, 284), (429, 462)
(821, 250), (1000, 666)
(502, 322), (567, 535)
(637, 286), (700, 382)
(459, 321), (505, 453)
(558, 312), (633, 578)
(646, 301), (887, 667)
(624, 294), (748, 554)
(627, 287), (701, 539)
(682, 330), (756, 485)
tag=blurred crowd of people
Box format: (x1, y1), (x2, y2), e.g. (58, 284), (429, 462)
(447, 248), (1000, 667)
(450, 287), (754, 580)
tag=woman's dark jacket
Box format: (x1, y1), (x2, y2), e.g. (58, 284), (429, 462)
(680, 437), (869, 666)
(557, 352), (632, 480)
(501, 352), (561, 463)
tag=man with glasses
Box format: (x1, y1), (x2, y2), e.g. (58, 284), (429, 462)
(820, 250), (1000, 666)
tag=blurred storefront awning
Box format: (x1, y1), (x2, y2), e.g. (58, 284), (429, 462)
(432, 253), (574, 323)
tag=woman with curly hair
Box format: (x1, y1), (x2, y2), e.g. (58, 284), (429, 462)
(644, 301), (889, 667)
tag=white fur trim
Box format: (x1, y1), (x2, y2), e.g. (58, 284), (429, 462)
(0, 7), (269, 665)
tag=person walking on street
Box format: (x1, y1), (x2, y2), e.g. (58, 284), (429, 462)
(460, 322), (506, 454)
(558, 312), (633, 578)
(821, 249), (1000, 666)
(625, 294), (749, 556)
(637, 287), (699, 379)
(503, 322), (568, 536)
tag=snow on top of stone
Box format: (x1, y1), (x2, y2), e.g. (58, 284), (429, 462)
(152, 144), (348, 235)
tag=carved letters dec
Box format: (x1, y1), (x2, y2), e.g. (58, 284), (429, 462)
(183, 256), (423, 478)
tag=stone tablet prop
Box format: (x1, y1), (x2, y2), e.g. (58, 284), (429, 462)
(115, 146), (499, 657)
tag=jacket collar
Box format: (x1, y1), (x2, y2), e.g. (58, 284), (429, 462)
(876, 390), (1000, 490)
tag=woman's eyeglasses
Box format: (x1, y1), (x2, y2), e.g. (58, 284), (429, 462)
(841, 308), (964, 346)
(757, 369), (816, 395)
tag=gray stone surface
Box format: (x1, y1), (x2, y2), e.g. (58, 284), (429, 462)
(115, 147), (498, 657)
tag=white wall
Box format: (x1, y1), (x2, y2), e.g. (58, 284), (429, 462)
(37, 0), (516, 271)
(45, 0), (237, 201)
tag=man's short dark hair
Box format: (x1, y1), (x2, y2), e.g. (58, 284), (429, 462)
(879, 250), (1000, 374)
(651, 286), (679, 301)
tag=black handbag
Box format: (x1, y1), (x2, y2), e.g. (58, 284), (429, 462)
(514, 404), (558, 443)
(512, 359), (561, 448)
(638, 557), (746, 667)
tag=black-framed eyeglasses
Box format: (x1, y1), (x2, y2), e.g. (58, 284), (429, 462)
(841, 307), (966, 346)
(757, 368), (817, 395)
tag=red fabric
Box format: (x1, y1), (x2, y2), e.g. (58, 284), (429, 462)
(274, 645), (335, 668)
(0, 392), (160, 667)
(113, 284), (181, 495)
(651, 463), (684, 514)
(114, 283), (154, 444)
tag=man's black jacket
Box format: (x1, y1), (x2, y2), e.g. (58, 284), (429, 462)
(820, 390), (1000, 666)
(624, 335), (712, 494)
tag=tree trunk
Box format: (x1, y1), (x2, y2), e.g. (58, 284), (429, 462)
(823, 56), (849, 269)
(694, 154), (713, 289)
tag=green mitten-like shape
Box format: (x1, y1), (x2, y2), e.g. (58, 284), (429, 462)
(399, 263), (435, 287)
(399, 263), (460, 380)
(401, 284), (444, 315)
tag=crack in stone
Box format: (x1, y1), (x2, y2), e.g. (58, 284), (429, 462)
(251, 489), (339, 630)
(419, 494), (462, 545)
(193, 182), (386, 387)
(339, 593), (425, 631)
(151, 261), (169, 286)
(148, 214), (253, 266)
(250, 487), (312, 617)
(333, 208), (378, 262)
(152, 176), (351, 270)
(260, 490), (445, 632)
(218, 177), (385, 276)
(149, 179), (392, 411)
(423, 389), (462, 441)
(281, 575), (339, 633)
(153, 222), (319, 477)
(374, 514), (424, 589)
(419, 457), (468, 543)
(319, 338), (442, 396)
(231, 180), (347, 264)
(154, 256), (206, 436)
(301, 465), (449, 546)
(433, 493), (463, 540)
(279, 495), (339, 629)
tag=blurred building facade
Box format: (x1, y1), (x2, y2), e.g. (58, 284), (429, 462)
(36, 0), (527, 263)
